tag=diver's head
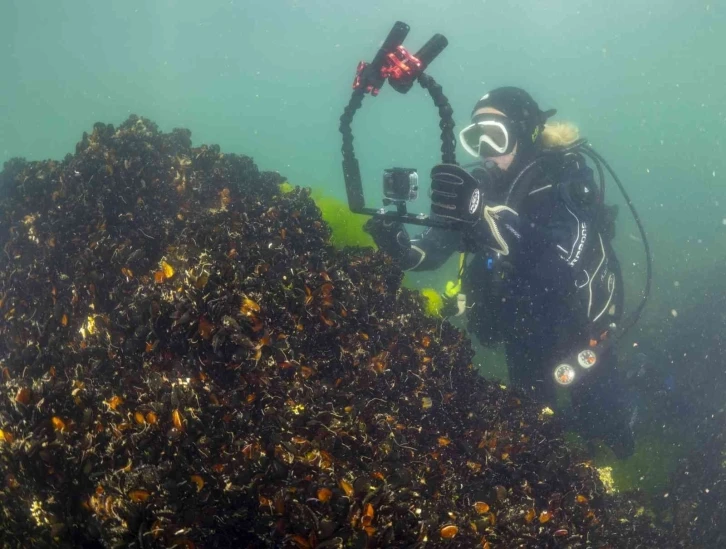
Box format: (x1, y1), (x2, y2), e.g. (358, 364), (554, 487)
(459, 87), (556, 171)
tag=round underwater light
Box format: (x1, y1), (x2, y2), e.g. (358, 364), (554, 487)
(577, 349), (598, 369)
(554, 363), (576, 386)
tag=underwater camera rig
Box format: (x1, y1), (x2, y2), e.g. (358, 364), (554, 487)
(338, 22), (653, 388)
(339, 21), (463, 230)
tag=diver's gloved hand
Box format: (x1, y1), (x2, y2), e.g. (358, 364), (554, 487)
(430, 163), (521, 256)
(430, 164), (484, 224)
(363, 217), (411, 261)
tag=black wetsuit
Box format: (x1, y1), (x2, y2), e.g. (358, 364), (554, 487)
(403, 150), (633, 454)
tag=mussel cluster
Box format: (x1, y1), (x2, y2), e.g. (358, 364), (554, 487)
(0, 117), (673, 547)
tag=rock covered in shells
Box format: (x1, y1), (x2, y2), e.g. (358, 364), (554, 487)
(0, 116), (674, 548)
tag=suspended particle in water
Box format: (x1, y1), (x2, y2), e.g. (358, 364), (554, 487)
(670, 309), (678, 318)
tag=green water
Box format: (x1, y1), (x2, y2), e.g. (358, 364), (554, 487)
(2, 0), (725, 496)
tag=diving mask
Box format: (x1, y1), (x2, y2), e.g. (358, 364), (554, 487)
(458, 113), (515, 158)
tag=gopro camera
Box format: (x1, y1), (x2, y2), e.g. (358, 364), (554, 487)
(383, 168), (418, 203)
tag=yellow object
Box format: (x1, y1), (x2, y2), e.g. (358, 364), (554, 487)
(539, 406), (555, 419)
(444, 253), (467, 298)
(79, 315), (97, 338)
(161, 261), (175, 279)
(288, 402), (306, 415)
(444, 280), (459, 297)
(596, 466), (617, 493)
(30, 499), (51, 526)
(420, 288), (444, 317)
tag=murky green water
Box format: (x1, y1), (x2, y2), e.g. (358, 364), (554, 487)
(2, 0), (726, 542)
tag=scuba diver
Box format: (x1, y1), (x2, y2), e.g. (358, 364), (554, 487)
(363, 87), (636, 458)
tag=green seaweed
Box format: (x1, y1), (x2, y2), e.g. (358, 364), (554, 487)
(310, 190), (376, 249)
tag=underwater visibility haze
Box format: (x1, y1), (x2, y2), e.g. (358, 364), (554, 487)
(1, 0), (726, 547)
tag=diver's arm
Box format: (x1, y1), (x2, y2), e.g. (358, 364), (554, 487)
(406, 226), (459, 271)
(363, 216), (458, 271)
(366, 162), (525, 270)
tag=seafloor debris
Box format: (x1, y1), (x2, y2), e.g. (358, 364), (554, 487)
(1, 116), (674, 547)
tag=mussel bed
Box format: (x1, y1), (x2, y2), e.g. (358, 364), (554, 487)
(0, 117), (673, 548)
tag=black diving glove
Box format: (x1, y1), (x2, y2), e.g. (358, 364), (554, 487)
(430, 164), (484, 224)
(430, 163), (521, 256)
(363, 217), (412, 261)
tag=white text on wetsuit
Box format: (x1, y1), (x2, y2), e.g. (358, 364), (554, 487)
(569, 222), (587, 267)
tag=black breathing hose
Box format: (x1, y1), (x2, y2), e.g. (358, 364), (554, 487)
(579, 144), (653, 340)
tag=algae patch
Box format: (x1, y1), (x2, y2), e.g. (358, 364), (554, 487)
(311, 190), (375, 249)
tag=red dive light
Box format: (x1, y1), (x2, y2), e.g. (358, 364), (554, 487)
(352, 22), (448, 96)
